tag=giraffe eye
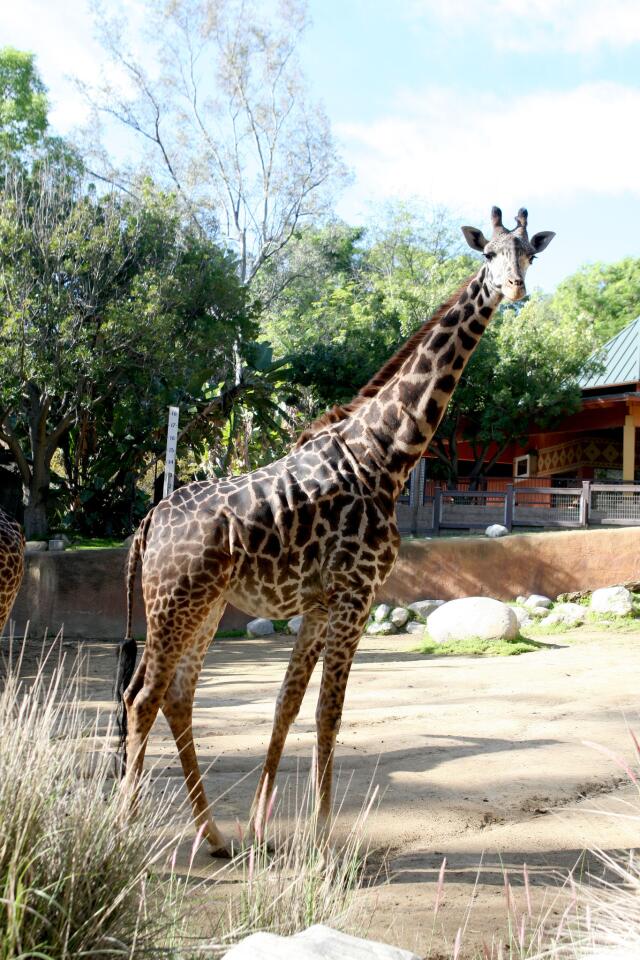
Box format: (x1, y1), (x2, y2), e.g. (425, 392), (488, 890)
(484, 251), (496, 261)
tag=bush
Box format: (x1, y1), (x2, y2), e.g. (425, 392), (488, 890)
(0, 637), (185, 959)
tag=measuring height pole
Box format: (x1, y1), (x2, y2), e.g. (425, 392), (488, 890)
(163, 406), (180, 498)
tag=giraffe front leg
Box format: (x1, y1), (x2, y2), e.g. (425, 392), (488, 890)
(315, 599), (370, 831)
(250, 608), (328, 836)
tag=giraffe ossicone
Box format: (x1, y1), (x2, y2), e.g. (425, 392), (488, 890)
(116, 207), (555, 855)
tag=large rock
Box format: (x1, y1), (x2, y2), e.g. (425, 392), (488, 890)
(539, 603), (586, 628)
(527, 606), (550, 619)
(525, 594), (553, 609)
(25, 540), (48, 552)
(553, 602), (587, 624)
(590, 586), (633, 617)
(427, 597), (519, 644)
(390, 606), (410, 628)
(366, 620), (396, 636)
(373, 603), (391, 622)
(223, 924), (421, 959)
(405, 621), (426, 635)
(407, 599), (444, 622)
(247, 618), (275, 637)
(288, 615), (304, 635)
(485, 523), (509, 538)
(512, 606), (531, 628)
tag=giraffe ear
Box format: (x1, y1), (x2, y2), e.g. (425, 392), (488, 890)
(461, 226), (489, 253)
(530, 231), (555, 253)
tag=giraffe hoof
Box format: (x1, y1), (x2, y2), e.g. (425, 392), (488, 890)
(209, 842), (233, 859)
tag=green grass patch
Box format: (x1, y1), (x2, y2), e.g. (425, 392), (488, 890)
(272, 619), (289, 633)
(215, 628), (247, 639)
(418, 633), (545, 657)
(522, 620), (575, 637)
(66, 536), (125, 550)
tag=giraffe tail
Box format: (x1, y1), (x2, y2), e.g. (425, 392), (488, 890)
(114, 517), (148, 775)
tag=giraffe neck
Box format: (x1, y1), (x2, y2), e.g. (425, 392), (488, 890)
(341, 266), (503, 499)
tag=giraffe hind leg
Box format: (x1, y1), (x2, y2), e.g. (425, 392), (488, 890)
(161, 599), (231, 856)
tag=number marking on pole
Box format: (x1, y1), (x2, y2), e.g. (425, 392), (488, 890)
(163, 406), (180, 498)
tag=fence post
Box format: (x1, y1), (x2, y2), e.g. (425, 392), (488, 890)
(409, 462), (422, 536)
(433, 486), (441, 536)
(580, 481), (591, 527)
(504, 484), (514, 531)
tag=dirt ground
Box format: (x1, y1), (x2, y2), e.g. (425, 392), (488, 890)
(33, 624), (640, 957)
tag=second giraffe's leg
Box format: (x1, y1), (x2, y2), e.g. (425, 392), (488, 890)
(251, 609), (328, 820)
(315, 599), (371, 826)
(161, 601), (229, 856)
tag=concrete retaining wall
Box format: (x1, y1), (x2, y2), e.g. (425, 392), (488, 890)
(379, 526), (640, 604)
(8, 527), (640, 639)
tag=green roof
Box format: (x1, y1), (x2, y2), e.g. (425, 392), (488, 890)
(579, 315), (640, 390)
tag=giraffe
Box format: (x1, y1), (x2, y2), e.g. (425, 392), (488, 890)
(116, 206), (554, 855)
(0, 506), (25, 637)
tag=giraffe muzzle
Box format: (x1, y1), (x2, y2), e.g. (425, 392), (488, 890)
(503, 277), (526, 302)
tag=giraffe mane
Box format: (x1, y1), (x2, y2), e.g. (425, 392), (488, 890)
(294, 274), (475, 448)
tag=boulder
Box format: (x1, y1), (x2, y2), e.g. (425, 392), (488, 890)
(485, 523), (509, 538)
(288, 615), (304, 635)
(591, 586), (633, 617)
(25, 540), (48, 552)
(366, 620), (396, 636)
(373, 603), (391, 622)
(525, 594), (553, 609)
(554, 602), (587, 624)
(247, 618), (275, 637)
(556, 589), (590, 603)
(123, 533), (135, 549)
(405, 622), (426, 635)
(407, 599), (444, 622)
(512, 606), (531, 628)
(48, 538), (65, 552)
(527, 606), (550, 619)
(539, 603), (586, 628)
(427, 597), (518, 644)
(516, 595), (527, 605)
(390, 606), (410, 629)
(223, 924), (421, 959)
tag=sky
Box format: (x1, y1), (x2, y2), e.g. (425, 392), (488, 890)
(1, 0), (640, 292)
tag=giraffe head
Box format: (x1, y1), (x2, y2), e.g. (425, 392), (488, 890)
(461, 206), (555, 302)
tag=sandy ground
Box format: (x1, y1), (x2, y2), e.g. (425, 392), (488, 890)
(25, 625), (640, 957)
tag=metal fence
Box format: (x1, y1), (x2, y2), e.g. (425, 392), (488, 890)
(396, 480), (640, 536)
(589, 483), (640, 525)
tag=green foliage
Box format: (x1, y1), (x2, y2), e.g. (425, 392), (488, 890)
(0, 164), (251, 536)
(0, 47), (48, 158)
(418, 634), (545, 656)
(553, 258), (640, 343)
(260, 206), (476, 415)
(431, 293), (603, 482)
(0, 47), (80, 172)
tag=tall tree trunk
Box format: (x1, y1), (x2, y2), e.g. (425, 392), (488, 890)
(23, 493), (48, 540)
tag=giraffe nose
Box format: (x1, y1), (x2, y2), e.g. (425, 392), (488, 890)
(504, 276), (526, 300)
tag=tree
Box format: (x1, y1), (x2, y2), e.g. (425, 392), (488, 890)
(82, 0), (345, 284)
(0, 48), (48, 160)
(552, 258), (640, 343)
(0, 165), (250, 537)
(430, 295), (603, 485)
(260, 207), (477, 415)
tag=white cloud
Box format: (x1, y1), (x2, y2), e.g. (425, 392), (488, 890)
(408, 0), (640, 53)
(0, 0), (156, 138)
(336, 81), (640, 220)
